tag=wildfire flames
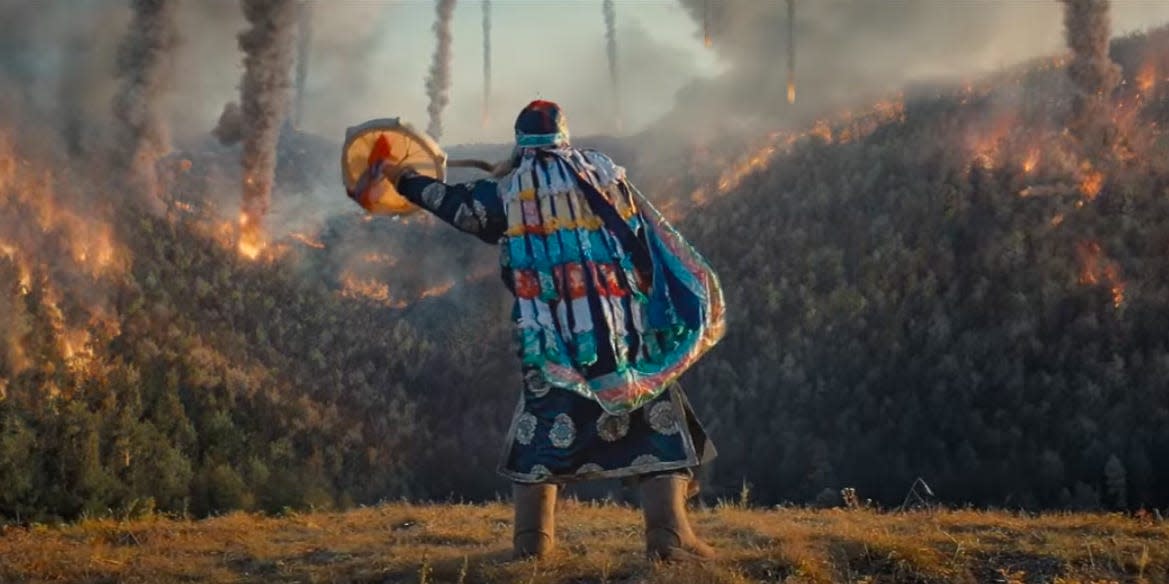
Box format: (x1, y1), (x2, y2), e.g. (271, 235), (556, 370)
(238, 212), (266, 260)
(289, 231), (325, 249)
(0, 132), (127, 375)
(1077, 240), (1125, 308)
(1078, 162), (1104, 199)
(340, 272), (407, 309)
(1137, 60), (1157, 94)
(339, 274), (458, 309)
(691, 96), (906, 205)
(1022, 148), (1041, 174)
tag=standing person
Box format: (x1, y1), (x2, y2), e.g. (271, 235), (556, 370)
(347, 101), (725, 562)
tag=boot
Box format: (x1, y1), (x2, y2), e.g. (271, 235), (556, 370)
(512, 482), (557, 559)
(640, 474), (717, 562)
(686, 476), (701, 500)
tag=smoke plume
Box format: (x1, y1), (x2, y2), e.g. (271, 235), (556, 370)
(238, 0), (299, 254)
(703, 0), (712, 48)
(603, 0), (621, 131)
(1061, 0), (1121, 153)
(786, 0), (795, 104)
(482, 0), (491, 129)
(214, 101), (244, 146)
(294, 0), (312, 129)
(111, 0), (180, 202)
(426, 0), (457, 141)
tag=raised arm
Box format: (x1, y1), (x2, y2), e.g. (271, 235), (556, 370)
(394, 171), (508, 244)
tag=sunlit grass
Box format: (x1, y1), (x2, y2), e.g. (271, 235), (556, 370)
(0, 502), (1165, 583)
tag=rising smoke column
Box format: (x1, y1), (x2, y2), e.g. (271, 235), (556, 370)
(603, 0), (622, 132)
(238, 0), (298, 256)
(426, 0), (457, 141)
(111, 0), (180, 202)
(482, 0), (491, 129)
(786, 0), (796, 104)
(294, 1), (312, 129)
(703, 0), (712, 48)
(1061, 0), (1121, 153)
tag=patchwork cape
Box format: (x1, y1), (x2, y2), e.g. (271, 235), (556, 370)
(397, 146), (725, 415)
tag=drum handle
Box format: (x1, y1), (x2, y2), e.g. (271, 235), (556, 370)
(447, 159), (497, 173)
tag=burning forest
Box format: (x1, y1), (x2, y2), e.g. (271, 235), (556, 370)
(3, 0), (1169, 530)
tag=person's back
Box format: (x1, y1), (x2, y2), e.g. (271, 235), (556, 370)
(348, 100), (724, 562)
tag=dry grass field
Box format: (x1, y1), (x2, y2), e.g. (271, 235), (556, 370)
(1, 500), (1166, 583)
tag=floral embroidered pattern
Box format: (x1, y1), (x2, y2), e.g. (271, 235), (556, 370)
(515, 413), (537, 445)
(524, 369), (551, 398)
(530, 464), (551, 479)
(646, 401), (680, 435)
(631, 454), (661, 466)
(420, 182), (446, 208)
(454, 205), (481, 232)
(576, 463), (604, 475)
(549, 413), (576, 448)
(596, 412), (631, 442)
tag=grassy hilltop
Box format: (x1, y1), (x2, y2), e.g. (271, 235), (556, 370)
(1, 502), (1166, 583)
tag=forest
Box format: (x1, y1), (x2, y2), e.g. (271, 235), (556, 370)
(2, 26), (1169, 523)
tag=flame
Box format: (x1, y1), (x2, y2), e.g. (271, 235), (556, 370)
(697, 95), (905, 201)
(810, 120), (832, 143)
(0, 132), (127, 280)
(1079, 162), (1104, 200)
(419, 280), (455, 300)
(716, 143), (777, 194)
(61, 328), (92, 366)
(289, 232), (325, 249)
(787, 80), (796, 104)
(1022, 148), (1040, 174)
(238, 213), (265, 260)
(1076, 240), (1126, 308)
(1137, 60), (1156, 95)
(1111, 282), (1126, 308)
(1050, 213), (1065, 226)
(0, 241), (31, 292)
(339, 271), (407, 308)
(966, 112), (1017, 169)
(704, 33), (712, 48)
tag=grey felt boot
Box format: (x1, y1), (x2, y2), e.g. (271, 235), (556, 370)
(640, 474), (716, 562)
(512, 482), (557, 559)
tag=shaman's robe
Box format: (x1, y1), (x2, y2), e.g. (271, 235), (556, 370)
(396, 146), (723, 483)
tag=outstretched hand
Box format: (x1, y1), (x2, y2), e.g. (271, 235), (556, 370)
(379, 161), (417, 187)
(345, 161), (417, 211)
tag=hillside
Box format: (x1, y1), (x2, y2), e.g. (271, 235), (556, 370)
(1, 502), (1166, 583)
(3, 25), (1169, 524)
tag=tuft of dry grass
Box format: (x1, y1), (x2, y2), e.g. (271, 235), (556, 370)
(0, 501), (1166, 583)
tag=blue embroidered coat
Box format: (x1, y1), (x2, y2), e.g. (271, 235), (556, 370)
(397, 147), (724, 415)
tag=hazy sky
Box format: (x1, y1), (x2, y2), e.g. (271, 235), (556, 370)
(168, 1), (721, 146)
(152, 1), (1169, 147)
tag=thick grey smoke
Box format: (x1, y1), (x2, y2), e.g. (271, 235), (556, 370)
(294, 0), (312, 129)
(238, 0), (298, 242)
(426, 0), (458, 141)
(214, 101), (244, 146)
(1061, 0), (1121, 153)
(482, 0), (491, 129)
(670, 0), (1167, 123)
(603, 0), (622, 131)
(111, 0), (180, 200)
